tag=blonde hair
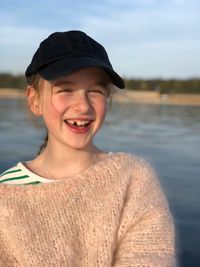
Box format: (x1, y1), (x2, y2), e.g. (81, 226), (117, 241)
(26, 74), (40, 89)
(27, 74), (48, 154)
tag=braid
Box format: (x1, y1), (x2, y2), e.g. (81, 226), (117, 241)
(37, 134), (48, 155)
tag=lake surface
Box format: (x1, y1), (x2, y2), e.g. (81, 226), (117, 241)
(0, 98), (200, 267)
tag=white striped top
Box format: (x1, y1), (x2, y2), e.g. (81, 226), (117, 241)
(0, 162), (57, 185)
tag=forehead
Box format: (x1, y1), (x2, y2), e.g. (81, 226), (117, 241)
(52, 67), (110, 86)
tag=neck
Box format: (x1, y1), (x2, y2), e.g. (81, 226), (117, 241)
(28, 141), (104, 180)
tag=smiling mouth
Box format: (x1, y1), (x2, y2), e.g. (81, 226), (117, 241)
(64, 119), (92, 128)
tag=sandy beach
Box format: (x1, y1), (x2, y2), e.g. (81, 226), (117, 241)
(113, 90), (200, 106)
(1, 88), (200, 106)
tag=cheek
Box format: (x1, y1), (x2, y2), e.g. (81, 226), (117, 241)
(95, 99), (107, 120)
(51, 95), (69, 114)
(42, 105), (59, 127)
(40, 96), (61, 123)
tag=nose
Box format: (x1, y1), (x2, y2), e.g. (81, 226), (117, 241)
(72, 92), (91, 114)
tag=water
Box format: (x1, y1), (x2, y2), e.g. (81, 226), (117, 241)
(0, 98), (200, 267)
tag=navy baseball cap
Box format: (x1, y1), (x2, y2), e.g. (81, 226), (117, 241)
(25, 30), (125, 89)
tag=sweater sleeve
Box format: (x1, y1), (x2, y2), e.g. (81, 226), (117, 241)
(113, 158), (176, 267)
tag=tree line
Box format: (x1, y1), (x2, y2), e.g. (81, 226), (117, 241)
(125, 78), (200, 94)
(0, 73), (200, 94)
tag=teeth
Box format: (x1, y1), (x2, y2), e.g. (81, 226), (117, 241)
(66, 120), (90, 126)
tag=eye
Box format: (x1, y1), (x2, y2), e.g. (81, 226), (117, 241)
(56, 88), (73, 94)
(88, 88), (106, 96)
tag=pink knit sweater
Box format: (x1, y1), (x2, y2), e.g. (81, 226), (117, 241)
(0, 153), (176, 266)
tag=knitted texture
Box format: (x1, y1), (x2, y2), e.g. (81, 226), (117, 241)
(0, 153), (176, 267)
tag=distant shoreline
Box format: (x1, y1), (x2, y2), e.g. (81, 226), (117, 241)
(0, 88), (26, 98)
(1, 88), (200, 106)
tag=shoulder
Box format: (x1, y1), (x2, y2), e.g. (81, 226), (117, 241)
(0, 163), (29, 185)
(111, 152), (162, 194)
(0, 162), (56, 185)
(110, 152), (155, 173)
(0, 163), (23, 182)
(114, 154), (171, 214)
(107, 152), (159, 188)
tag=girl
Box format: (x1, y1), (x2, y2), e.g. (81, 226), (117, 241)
(0, 30), (176, 266)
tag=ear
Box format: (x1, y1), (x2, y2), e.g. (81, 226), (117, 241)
(26, 85), (42, 116)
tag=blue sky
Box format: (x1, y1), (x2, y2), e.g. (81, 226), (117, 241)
(0, 0), (200, 79)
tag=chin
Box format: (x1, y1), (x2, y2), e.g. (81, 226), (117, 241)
(64, 140), (94, 151)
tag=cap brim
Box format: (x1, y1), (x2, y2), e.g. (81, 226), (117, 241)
(38, 56), (125, 89)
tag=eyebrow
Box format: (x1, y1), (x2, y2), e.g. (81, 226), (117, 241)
(53, 80), (75, 86)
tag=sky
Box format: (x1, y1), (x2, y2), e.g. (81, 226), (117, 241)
(0, 0), (200, 79)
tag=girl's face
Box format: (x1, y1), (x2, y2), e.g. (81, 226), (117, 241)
(30, 67), (110, 151)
